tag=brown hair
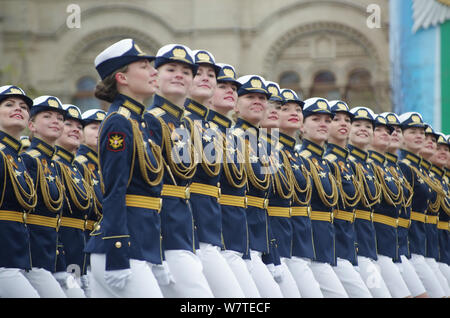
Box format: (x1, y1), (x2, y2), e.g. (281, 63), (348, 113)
(94, 65), (129, 103)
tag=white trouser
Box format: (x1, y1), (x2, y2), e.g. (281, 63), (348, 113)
(90, 253), (163, 298)
(221, 249), (261, 298)
(0, 268), (40, 298)
(276, 258), (301, 298)
(397, 255), (427, 297)
(425, 257), (450, 297)
(22, 267), (66, 298)
(333, 258), (372, 298)
(246, 250), (283, 298)
(356, 256), (392, 298)
(197, 243), (245, 298)
(438, 262), (450, 286)
(309, 261), (349, 298)
(376, 255), (411, 298)
(285, 256), (323, 298)
(159, 249), (213, 298)
(410, 253), (445, 298)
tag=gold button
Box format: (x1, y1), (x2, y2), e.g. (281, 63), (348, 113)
(115, 241), (122, 248)
(185, 187), (190, 200)
(141, 122), (146, 128)
(56, 250), (59, 255)
(263, 199), (269, 209)
(95, 224), (101, 231)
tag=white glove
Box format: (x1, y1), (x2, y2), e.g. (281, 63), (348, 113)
(80, 275), (91, 298)
(267, 264), (284, 283)
(104, 269), (132, 290)
(53, 271), (80, 289)
(151, 261), (175, 286)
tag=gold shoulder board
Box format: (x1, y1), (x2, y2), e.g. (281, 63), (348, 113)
(325, 153), (337, 162)
(117, 107), (131, 119)
(232, 128), (244, 137)
(148, 107), (166, 118)
(75, 155), (88, 164)
(25, 149), (41, 158)
(400, 158), (411, 165)
(299, 150), (311, 159)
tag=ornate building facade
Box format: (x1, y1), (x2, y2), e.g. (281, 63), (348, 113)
(0, 0), (390, 112)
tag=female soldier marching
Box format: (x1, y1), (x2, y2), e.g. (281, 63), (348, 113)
(85, 38), (165, 297)
(184, 50), (244, 297)
(259, 83), (301, 298)
(347, 107), (391, 297)
(299, 98), (348, 298)
(398, 112), (446, 298)
(0, 85), (39, 297)
(76, 109), (106, 241)
(368, 114), (411, 297)
(53, 104), (93, 297)
(144, 44), (213, 298)
(325, 100), (372, 298)
(209, 63), (261, 298)
(233, 74), (283, 298)
(278, 90), (324, 298)
(21, 96), (68, 298)
(379, 112), (428, 298)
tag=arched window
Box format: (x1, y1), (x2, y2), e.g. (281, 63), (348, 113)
(344, 69), (375, 108)
(279, 71), (303, 99)
(72, 76), (103, 112)
(310, 70), (340, 100)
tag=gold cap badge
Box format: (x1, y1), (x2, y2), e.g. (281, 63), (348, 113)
(411, 115), (421, 123)
(68, 108), (79, 118)
(283, 91), (294, 99)
(337, 103), (347, 110)
(8, 88), (23, 95)
(173, 48), (187, 59)
(387, 114), (397, 123)
(358, 109), (368, 117)
(317, 101), (328, 110)
(197, 52), (211, 62)
(48, 99), (59, 108)
(251, 79), (262, 88)
(269, 86), (279, 96)
(223, 68), (235, 78)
